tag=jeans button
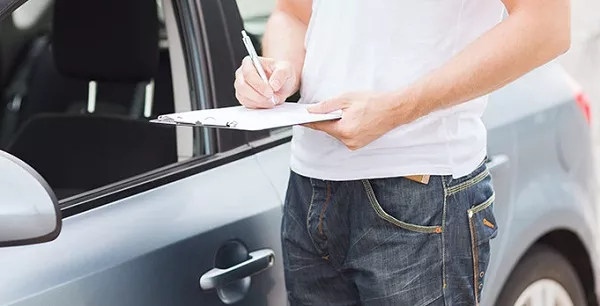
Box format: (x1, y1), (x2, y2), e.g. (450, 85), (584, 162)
(480, 271), (485, 277)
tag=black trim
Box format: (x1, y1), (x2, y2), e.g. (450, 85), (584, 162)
(198, 0), (257, 152)
(0, 150), (62, 247)
(173, 0), (216, 155)
(60, 134), (291, 218)
(172, 0), (203, 112)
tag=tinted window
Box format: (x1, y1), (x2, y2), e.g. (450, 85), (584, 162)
(0, 0), (197, 200)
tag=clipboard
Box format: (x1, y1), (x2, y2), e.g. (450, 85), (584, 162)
(151, 102), (342, 131)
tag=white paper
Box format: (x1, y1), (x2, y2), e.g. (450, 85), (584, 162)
(153, 102), (342, 131)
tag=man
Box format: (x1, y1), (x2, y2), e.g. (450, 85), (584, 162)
(234, 0), (570, 305)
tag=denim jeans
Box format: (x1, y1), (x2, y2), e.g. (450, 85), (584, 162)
(282, 161), (498, 306)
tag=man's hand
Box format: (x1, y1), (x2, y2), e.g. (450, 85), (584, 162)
(305, 91), (417, 151)
(234, 56), (298, 109)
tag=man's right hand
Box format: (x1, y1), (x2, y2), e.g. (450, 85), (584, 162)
(234, 56), (298, 109)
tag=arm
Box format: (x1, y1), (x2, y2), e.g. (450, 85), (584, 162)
(391, 0), (571, 123)
(262, 0), (311, 90)
(234, 0), (311, 108)
(308, 0), (571, 150)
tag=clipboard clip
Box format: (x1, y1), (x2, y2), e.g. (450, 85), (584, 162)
(193, 116), (238, 128)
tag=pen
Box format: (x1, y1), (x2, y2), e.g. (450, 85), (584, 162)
(241, 30), (276, 105)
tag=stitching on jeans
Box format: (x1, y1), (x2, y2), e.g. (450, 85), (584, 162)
(441, 177), (448, 291)
(467, 193), (494, 305)
(305, 178), (321, 254)
(470, 193), (495, 214)
(361, 179), (441, 233)
(468, 211), (480, 304)
(318, 183), (331, 238)
(447, 169), (489, 196)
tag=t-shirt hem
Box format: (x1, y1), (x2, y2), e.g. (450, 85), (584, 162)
(290, 148), (487, 181)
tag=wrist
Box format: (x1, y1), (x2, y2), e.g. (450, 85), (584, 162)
(385, 88), (428, 127)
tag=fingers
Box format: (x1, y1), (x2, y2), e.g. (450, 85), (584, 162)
(304, 121), (363, 151)
(302, 120), (336, 133)
(235, 57), (277, 108)
(234, 57), (296, 108)
(307, 97), (348, 114)
(241, 57), (275, 99)
(235, 70), (275, 108)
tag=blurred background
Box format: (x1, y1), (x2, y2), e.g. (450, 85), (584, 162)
(560, 0), (600, 160)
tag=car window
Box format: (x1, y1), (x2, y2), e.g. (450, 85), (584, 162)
(0, 0), (201, 201)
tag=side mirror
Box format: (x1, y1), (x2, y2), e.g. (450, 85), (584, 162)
(0, 150), (61, 247)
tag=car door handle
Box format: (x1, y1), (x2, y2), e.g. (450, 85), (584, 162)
(486, 154), (509, 170)
(199, 249), (275, 290)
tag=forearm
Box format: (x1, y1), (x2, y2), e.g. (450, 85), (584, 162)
(262, 9), (308, 91)
(392, 1), (571, 124)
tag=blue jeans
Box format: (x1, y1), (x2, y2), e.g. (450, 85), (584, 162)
(282, 161), (498, 306)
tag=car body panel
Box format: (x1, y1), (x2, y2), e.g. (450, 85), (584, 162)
(480, 62), (599, 304)
(0, 154), (286, 305)
(252, 134), (293, 204)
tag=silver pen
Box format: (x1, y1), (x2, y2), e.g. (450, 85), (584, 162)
(241, 30), (276, 104)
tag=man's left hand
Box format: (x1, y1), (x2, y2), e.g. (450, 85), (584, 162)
(304, 91), (418, 151)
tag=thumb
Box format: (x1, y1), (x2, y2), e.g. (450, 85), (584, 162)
(307, 98), (347, 114)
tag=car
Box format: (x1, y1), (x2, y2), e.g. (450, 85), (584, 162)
(0, 0), (596, 305)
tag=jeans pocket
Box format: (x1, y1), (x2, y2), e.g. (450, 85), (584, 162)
(361, 178), (443, 234)
(467, 192), (498, 304)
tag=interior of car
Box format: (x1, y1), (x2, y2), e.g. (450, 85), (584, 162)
(0, 0), (180, 200)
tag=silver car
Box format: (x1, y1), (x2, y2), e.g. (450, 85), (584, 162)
(0, 0), (597, 305)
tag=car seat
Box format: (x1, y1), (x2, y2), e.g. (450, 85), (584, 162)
(6, 0), (177, 199)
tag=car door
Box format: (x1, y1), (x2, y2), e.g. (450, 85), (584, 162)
(0, 152), (287, 306)
(478, 87), (518, 305)
(0, 0), (287, 305)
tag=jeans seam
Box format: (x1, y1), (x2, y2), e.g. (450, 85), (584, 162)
(446, 169), (490, 196)
(468, 212), (480, 305)
(470, 193), (495, 214)
(306, 178), (322, 255)
(467, 193), (495, 306)
(361, 179), (442, 234)
(441, 177), (448, 291)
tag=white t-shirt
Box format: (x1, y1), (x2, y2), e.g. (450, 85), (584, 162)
(290, 0), (505, 180)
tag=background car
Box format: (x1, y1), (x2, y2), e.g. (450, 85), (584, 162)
(0, 0), (597, 305)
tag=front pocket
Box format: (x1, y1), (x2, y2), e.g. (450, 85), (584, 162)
(361, 179), (443, 234)
(467, 193), (498, 304)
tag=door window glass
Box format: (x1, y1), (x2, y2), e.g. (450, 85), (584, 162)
(0, 0), (199, 201)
